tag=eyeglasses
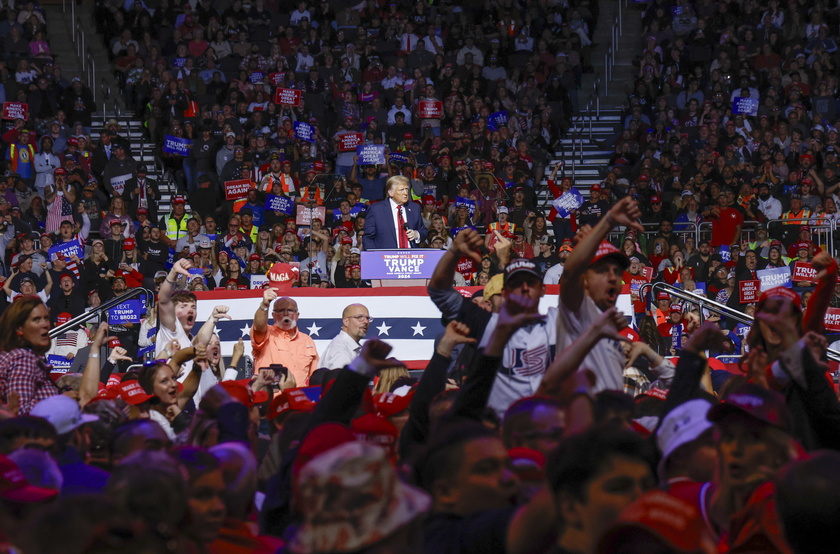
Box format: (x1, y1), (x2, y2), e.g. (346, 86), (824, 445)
(348, 315), (373, 322)
(273, 309), (298, 314)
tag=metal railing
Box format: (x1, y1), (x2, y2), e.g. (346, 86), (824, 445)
(63, 0), (96, 104)
(607, 221), (700, 248)
(50, 288), (156, 338)
(640, 281), (840, 362)
(766, 217), (835, 257)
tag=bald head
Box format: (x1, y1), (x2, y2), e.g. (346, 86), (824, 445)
(341, 303), (370, 342)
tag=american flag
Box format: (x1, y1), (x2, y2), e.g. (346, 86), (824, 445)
(45, 193), (73, 233)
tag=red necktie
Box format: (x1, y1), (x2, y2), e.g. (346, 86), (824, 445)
(397, 206), (409, 248)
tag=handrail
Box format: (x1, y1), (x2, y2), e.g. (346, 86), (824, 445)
(640, 281), (840, 363)
(50, 288), (156, 338)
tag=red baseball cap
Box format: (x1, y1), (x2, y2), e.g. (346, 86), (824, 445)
(267, 387), (318, 421)
(591, 241), (630, 269)
(53, 168), (66, 176)
(218, 380), (269, 407)
(55, 312), (72, 325)
(119, 380), (155, 405)
(0, 454), (59, 503)
(650, 194), (661, 203)
(373, 391), (414, 418)
(758, 286), (801, 309)
(122, 237), (136, 250)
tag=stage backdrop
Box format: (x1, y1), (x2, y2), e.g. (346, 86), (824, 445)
(194, 286), (633, 369)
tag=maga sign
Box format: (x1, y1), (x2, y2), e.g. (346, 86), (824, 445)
(338, 132), (363, 152)
(2, 102), (28, 121)
(732, 97), (759, 116)
(264, 194), (295, 215)
(274, 87), (302, 106)
(361, 250), (446, 279)
(296, 205), (326, 226)
(738, 279), (760, 304)
(552, 189), (584, 218)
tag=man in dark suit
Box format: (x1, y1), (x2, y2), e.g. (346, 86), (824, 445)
(363, 176), (427, 250)
(122, 164), (159, 220)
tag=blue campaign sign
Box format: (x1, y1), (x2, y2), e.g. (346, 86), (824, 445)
(451, 225), (476, 237)
(265, 194), (296, 215)
(487, 110), (509, 131)
(552, 189), (584, 217)
(756, 267), (792, 291)
(47, 354), (73, 373)
(293, 121), (316, 143)
(732, 97), (759, 116)
(455, 196), (476, 217)
(356, 144), (386, 165)
(360, 250), (446, 280)
(163, 135), (192, 156)
(109, 299), (143, 325)
(389, 152), (408, 165)
(48, 239), (83, 261)
(718, 245), (730, 262)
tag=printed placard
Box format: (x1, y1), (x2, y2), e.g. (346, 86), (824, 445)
(552, 189), (584, 218)
(732, 97), (759, 116)
(250, 274), (269, 289)
(268, 72), (286, 86)
(47, 354), (72, 372)
(48, 239), (83, 261)
(274, 87), (302, 106)
(293, 120), (316, 142)
(418, 100), (443, 119)
(338, 132), (363, 152)
(361, 250), (446, 279)
(487, 110), (508, 131)
(264, 194), (295, 215)
(738, 279), (760, 304)
(356, 144), (386, 165)
(792, 262), (817, 281)
(224, 179), (252, 201)
(389, 152), (408, 165)
(110, 173), (132, 196)
(825, 307), (840, 332)
(108, 299), (143, 325)
(455, 196), (476, 217)
(163, 135), (191, 156)
(641, 266), (654, 281)
(2, 102), (28, 120)
(756, 267), (792, 290)
(296, 205), (326, 226)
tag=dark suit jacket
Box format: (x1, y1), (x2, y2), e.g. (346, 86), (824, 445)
(363, 199), (427, 250)
(122, 176), (159, 220)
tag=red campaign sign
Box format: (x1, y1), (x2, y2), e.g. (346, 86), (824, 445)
(338, 132), (363, 152)
(224, 179), (252, 201)
(627, 274), (648, 303)
(2, 102), (28, 121)
(266, 262), (298, 291)
(274, 87), (302, 107)
(738, 279), (761, 304)
(825, 308), (840, 332)
(418, 100), (443, 119)
(792, 262), (817, 281)
(296, 205), (326, 226)
(641, 266), (654, 281)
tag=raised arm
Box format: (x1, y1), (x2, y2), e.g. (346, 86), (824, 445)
(253, 287), (277, 344)
(428, 227), (483, 290)
(560, 197), (643, 312)
(158, 258), (193, 333)
(193, 305), (231, 346)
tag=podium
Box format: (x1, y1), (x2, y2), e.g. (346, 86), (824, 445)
(360, 249), (446, 287)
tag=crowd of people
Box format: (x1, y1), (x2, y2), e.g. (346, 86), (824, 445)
(2, 0), (840, 552)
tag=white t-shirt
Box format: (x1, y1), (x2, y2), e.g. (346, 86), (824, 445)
(543, 263), (564, 285)
(556, 295), (626, 392)
(480, 306), (558, 418)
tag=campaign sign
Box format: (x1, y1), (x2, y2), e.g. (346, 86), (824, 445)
(2, 102), (27, 121)
(641, 266), (655, 281)
(268, 72), (286, 86)
(108, 300), (143, 325)
(756, 267), (792, 290)
(357, 144), (386, 165)
(793, 262), (817, 282)
(825, 307), (840, 332)
(718, 245), (731, 262)
(224, 179), (252, 201)
(49, 239), (83, 261)
(47, 354), (73, 373)
(738, 279), (761, 304)
(451, 225), (476, 236)
(250, 274), (269, 289)
(389, 152), (408, 165)
(188, 267), (205, 283)
(552, 189), (584, 218)
(296, 205), (326, 226)
(338, 132), (363, 152)
(274, 87), (302, 106)
(264, 194), (295, 215)
(293, 120), (316, 142)
(418, 100), (443, 119)
(628, 274), (648, 303)
(487, 110), (508, 131)
(110, 173), (132, 196)
(732, 97), (759, 117)
(163, 135), (191, 156)
(361, 250), (446, 279)
(455, 197), (476, 217)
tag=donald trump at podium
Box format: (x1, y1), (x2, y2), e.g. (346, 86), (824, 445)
(363, 175), (427, 250)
